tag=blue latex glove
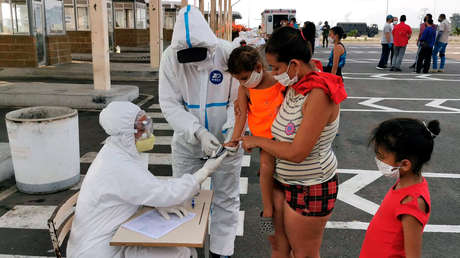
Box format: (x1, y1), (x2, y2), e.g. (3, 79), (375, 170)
(388, 43), (393, 49)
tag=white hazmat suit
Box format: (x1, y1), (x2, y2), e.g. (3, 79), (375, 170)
(67, 102), (213, 258)
(159, 6), (243, 256)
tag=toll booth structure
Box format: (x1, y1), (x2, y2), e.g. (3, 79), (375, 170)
(0, 0), (71, 67)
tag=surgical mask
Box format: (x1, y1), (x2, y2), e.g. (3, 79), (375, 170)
(134, 111), (155, 152)
(328, 36), (335, 43)
(242, 70), (263, 89)
(136, 133), (155, 152)
(393, 21), (398, 25)
(375, 157), (400, 178)
(273, 62), (298, 87)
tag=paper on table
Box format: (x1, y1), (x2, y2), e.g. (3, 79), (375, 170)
(121, 209), (196, 239)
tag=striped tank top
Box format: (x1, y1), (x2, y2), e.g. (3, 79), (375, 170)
(271, 87), (339, 186)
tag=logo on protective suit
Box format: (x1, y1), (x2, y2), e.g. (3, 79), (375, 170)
(209, 70), (224, 85)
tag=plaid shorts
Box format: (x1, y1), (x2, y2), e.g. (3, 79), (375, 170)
(277, 174), (339, 217)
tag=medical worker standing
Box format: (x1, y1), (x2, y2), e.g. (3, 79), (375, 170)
(159, 6), (243, 258)
(67, 102), (227, 258)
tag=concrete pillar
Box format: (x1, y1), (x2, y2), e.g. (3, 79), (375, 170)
(199, 0), (204, 14)
(149, 0), (162, 69)
(89, 0), (111, 90)
(210, 0), (217, 33)
(181, 0), (188, 8)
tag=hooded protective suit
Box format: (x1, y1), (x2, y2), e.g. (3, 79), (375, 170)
(67, 102), (200, 258)
(159, 6), (243, 256)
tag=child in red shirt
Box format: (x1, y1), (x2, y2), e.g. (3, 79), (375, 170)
(360, 118), (440, 258)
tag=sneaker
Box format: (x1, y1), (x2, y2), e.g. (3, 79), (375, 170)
(409, 64), (416, 69)
(376, 66), (385, 70)
(395, 68), (402, 72)
(429, 69), (437, 73)
(260, 211), (275, 236)
(438, 69), (444, 73)
(390, 67), (395, 71)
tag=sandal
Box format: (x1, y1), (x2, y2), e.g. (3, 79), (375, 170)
(259, 211), (275, 236)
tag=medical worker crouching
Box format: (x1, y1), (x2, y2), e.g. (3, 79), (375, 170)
(159, 6), (243, 258)
(67, 101), (227, 258)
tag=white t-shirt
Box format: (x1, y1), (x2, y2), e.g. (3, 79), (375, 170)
(381, 23), (393, 44)
(438, 20), (450, 43)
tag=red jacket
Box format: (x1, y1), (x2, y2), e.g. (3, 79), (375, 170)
(392, 22), (412, 47)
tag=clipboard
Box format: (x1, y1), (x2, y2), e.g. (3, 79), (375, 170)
(110, 190), (213, 248)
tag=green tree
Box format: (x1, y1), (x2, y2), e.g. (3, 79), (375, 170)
(347, 29), (359, 38)
(450, 13), (460, 30)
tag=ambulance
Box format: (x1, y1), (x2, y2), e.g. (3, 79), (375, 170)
(261, 9), (296, 37)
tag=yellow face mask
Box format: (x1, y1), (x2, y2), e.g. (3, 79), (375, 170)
(136, 134), (155, 152)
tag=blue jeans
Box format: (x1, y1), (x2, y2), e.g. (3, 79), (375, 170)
(392, 46), (406, 69)
(432, 42), (448, 69)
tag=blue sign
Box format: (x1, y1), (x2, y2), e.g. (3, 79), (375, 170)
(209, 70), (224, 85)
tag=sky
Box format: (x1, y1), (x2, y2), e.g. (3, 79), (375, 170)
(195, 0), (460, 30)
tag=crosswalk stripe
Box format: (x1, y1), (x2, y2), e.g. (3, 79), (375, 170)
(149, 104), (161, 109)
(147, 112), (164, 119)
(0, 256), (52, 258)
(154, 123), (172, 130)
(81, 152), (252, 167)
(0, 186), (17, 201)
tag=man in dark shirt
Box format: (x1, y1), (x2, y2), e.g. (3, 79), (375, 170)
(322, 21), (330, 48)
(416, 18), (436, 73)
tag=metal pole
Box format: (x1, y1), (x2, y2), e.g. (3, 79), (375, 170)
(227, 0), (232, 41)
(386, 0), (388, 15)
(223, 0), (227, 39)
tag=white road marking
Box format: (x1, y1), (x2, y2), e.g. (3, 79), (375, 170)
(153, 123), (172, 130)
(343, 97), (460, 114)
(0, 205), (56, 229)
(0, 186), (17, 201)
(149, 104), (161, 109)
(358, 98), (401, 112)
(81, 152), (252, 167)
(237, 210), (245, 236)
(425, 99), (460, 112)
(101, 136), (173, 146)
(147, 112), (164, 119)
(136, 94), (154, 108)
(326, 221), (460, 233)
(0, 256), (52, 258)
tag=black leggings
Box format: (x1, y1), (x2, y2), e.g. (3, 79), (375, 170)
(417, 46), (433, 73)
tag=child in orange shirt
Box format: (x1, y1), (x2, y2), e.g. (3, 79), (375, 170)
(224, 46), (284, 234)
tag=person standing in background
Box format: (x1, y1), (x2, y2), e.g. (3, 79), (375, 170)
(289, 17), (299, 29)
(302, 21), (317, 55)
(322, 21), (331, 48)
(391, 15), (412, 72)
(324, 26), (347, 79)
(389, 16), (398, 65)
(376, 15), (394, 70)
(432, 14), (450, 73)
(410, 14), (432, 70)
(417, 18), (436, 74)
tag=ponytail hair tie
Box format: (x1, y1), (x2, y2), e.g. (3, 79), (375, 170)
(423, 121), (436, 139)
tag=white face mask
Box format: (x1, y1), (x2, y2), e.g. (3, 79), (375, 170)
(375, 157), (400, 178)
(242, 70), (263, 89)
(393, 21), (398, 25)
(273, 62), (298, 87)
(328, 36), (335, 43)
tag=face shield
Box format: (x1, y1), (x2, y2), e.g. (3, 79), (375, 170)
(134, 111), (155, 152)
